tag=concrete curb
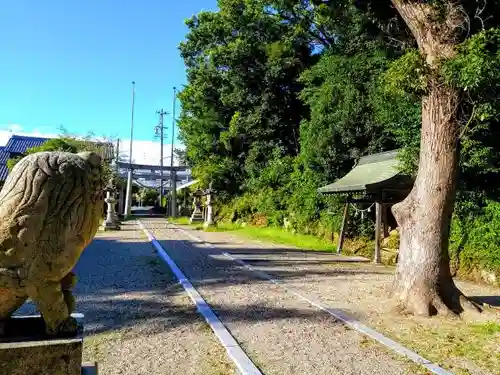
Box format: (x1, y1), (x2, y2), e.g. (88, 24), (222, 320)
(171, 223), (454, 375)
(137, 220), (263, 375)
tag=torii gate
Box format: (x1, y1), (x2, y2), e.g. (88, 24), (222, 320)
(117, 161), (192, 217)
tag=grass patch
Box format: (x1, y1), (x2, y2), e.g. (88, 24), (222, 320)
(167, 216), (191, 225)
(165, 217), (376, 258)
(201, 222), (241, 232)
(203, 222), (337, 252)
(200, 222), (394, 261)
(170, 217), (342, 253)
(378, 319), (500, 374)
(470, 321), (500, 335)
(357, 334), (432, 375)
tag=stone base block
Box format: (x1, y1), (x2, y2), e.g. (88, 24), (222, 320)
(103, 225), (120, 231)
(189, 213), (204, 224)
(82, 362), (99, 375)
(0, 314), (90, 375)
(101, 222), (120, 231)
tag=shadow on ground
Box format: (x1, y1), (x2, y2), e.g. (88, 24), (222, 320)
(469, 295), (500, 308)
(15, 236), (358, 337)
(15, 230), (499, 339)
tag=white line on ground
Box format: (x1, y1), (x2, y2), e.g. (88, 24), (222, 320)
(172, 224), (454, 375)
(137, 220), (263, 375)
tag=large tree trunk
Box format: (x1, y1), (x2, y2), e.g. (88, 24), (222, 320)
(392, 83), (465, 316)
(390, 1), (479, 316)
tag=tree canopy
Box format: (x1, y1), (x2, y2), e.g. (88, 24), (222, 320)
(178, 0), (500, 301)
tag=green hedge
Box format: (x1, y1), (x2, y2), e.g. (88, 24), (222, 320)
(449, 200), (500, 275)
(219, 166), (499, 280)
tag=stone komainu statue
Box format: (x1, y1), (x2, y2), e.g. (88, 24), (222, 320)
(0, 151), (104, 336)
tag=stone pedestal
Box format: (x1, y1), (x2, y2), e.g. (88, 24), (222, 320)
(189, 206), (204, 223)
(0, 314), (96, 375)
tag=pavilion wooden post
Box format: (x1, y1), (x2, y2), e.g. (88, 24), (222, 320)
(374, 201), (382, 263)
(336, 202), (350, 254)
(382, 203), (389, 238)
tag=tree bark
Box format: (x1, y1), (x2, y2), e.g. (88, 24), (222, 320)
(390, 1), (479, 316)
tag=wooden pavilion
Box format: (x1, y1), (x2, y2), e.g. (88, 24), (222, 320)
(317, 150), (413, 263)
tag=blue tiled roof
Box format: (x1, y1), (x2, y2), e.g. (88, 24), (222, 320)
(0, 135), (115, 182)
(0, 164), (8, 181)
(0, 146), (8, 181)
(0, 147), (9, 164)
(4, 135), (49, 154)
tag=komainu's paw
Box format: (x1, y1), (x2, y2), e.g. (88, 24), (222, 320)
(46, 316), (78, 337)
(63, 290), (76, 314)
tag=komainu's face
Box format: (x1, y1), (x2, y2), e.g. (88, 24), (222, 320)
(0, 151), (106, 334)
(0, 151), (106, 271)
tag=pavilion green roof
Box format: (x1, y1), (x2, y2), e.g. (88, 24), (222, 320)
(318, 150), (412, 194)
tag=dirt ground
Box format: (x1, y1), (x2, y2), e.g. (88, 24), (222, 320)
(145, 218), (422, 375)
(75, 226), (237, 375)
(16, 217), (496, 375)
(177, 223), (500, 375)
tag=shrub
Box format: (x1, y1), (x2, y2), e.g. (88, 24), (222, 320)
(449, 200), (500, 275)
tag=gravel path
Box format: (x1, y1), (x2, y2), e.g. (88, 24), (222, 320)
(163, 221), (500, 375)
(17, 222), (236, 375)
(143, 218), (415, 375)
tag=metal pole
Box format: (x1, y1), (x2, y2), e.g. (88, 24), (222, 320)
(124, 81), (135, 217)
(159, 111), (164, 207)
(170, 86), (177, 217)
(155, 110), (168, 209)
(115, 139), (120, 175)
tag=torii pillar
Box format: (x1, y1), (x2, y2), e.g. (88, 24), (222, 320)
(124, 168), (133, 217)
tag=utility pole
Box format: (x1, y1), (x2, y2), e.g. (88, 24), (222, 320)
(124, 81), (136, 218)
(154, 109), (168, 208)
(115, 139), (120, 175)
(170, 86), (177, 217)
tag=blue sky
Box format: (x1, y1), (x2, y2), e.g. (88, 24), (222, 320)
(0, 0), (217, 155)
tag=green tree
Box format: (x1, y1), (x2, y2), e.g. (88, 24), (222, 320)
(385, 0), (500, 316)
(136, 188), (158, 207)
(178, 0), (500, 319)
(178, 0), (314, 196)
(299, 51), (399, 184)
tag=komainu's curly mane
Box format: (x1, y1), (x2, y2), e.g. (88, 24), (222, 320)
(0, 151), (104, 266)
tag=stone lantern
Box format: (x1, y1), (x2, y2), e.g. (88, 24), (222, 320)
(189, 189), (205, 224)
(203, 181), (216, 229)
(102, 178), (120, 231)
